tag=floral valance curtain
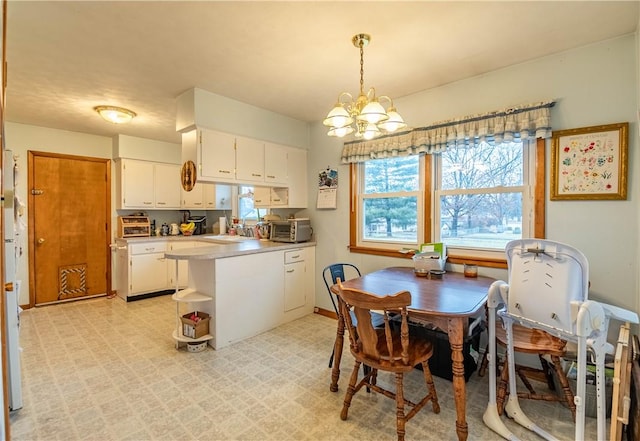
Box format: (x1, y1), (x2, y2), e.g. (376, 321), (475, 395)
(341, 100), (555, 163)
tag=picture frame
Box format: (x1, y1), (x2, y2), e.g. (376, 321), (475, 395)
(551, 122), (628, 200)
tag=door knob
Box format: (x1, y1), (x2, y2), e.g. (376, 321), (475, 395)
(37, 238), (45, 244)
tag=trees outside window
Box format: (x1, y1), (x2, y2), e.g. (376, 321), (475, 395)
(352, 140), (535, 259)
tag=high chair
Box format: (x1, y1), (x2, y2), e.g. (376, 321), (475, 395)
(483, 239), (639, 441)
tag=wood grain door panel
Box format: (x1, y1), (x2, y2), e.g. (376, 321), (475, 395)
(29, 152), (111, 305)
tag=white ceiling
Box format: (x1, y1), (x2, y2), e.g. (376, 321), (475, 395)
(4, 1), (639, 145)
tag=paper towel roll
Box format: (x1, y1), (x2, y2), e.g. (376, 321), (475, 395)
(219, 217), (227, 235)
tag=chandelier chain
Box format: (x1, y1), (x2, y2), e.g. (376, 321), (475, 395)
(359, 40), (364, 96)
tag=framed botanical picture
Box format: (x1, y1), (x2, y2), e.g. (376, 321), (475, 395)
(551, 122), (628, 200)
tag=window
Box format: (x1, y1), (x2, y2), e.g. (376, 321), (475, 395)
(435, 141), (531, 256)
(238, 186), (259, 221)
(353, 155), (427, 252)
(350, 139), (544, 264)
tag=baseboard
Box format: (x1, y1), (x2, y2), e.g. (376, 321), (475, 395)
(314, 307), (337, 320)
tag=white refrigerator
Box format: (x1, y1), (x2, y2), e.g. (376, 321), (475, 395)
(4, 150), (22, 411)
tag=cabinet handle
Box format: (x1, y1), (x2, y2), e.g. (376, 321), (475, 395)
(143, 201), (152, 205)
(290, 254), (300, 259)
(286, 269), (295, 273)
(251, 173), (262, 177)
(219, 170), (231, 174)
(267, 175), (275, 179)
(157, 202), (166, 205)
(194, 202), (202, 206)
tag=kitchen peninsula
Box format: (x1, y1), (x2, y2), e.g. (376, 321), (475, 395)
(164, 237), (316, 349)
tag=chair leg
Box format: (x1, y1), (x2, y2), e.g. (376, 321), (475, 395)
(395, 372), (407, 441)
(496, 355), (510, 415)
(550, 355), (576, 422)
(420, 361), (440, 413)
(478, 343), (489, 377)
(340, 360), (361, 421)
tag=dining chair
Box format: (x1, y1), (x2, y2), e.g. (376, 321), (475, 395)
(494, 323), (576, 421)
(336, 280), (440, 441)
(483, 239), (639, 441)
(322, 263), (362, 368)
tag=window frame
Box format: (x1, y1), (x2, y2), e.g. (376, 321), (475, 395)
(348, 138), (546, 268)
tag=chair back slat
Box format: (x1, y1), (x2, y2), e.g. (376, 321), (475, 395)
(337, 281), (411, 366)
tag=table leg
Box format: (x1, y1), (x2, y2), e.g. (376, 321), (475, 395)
(448, 318), (468, 441)
(330, 313), (345, 392)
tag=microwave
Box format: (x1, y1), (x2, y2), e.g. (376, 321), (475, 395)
(270, 219), (312, 243)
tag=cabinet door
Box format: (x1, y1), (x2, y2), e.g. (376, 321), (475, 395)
(236, 136), (264, 183)
(155, 163), (181, 209)
(200, 129), (236, 181)
(182, 182), (205, 209)
(284, 260), (306, 311)
(287, 148), (307, 208)
(130, 253), (168, 294)
(120, 159), (155, 208)
(167, 242), (194, 288)
(270, 188), (288, 206)
(264, 142), (288, 185)
(253, 186), (271, 207)
(204, 183), (232, 209)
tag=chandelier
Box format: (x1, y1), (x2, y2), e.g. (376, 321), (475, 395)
(323, 34), (407, 140)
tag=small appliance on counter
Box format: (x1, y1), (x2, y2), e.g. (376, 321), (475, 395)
(117, 215), (151, 238)
(187, 216), (206, 235)
(270, 218), (311, 243)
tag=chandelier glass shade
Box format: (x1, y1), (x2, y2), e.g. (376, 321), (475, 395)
(94, 105), (137, 124)
(324, 34), (407, 140)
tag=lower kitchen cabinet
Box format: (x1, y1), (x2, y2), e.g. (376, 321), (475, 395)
(167, 245), (316, 349)
(128, 241), (168, 296)
(284, 249), (306, 311)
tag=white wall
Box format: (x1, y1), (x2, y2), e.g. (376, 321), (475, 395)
(309, 34), (640, 318)
(5, 123), (113, 304)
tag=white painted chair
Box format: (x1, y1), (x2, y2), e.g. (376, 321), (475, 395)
(483, 239), (639, 441)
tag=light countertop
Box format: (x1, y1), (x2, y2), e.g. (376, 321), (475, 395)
(114, 234), (315, 260)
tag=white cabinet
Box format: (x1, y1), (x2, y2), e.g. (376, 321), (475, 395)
(182, 182), (232, 210)
(117, 159), (154, 208)
(236, 136), (265, 183)
(284, 249), (306, 311)
(116, 159), (181, 210)
(128, 241), (168, 297)
(154, 163), (181, 209)
(167, 241), (197, 288)
(181, 183), (205, 209)
(204, 183), (231, 209)
(254, 186), (288, 208)
(199, 129), (236, 181)
(264, 142), (288, 185)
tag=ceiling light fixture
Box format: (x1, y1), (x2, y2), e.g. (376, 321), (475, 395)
(324, 34), (407, 140)
(94, 105), (137, 124)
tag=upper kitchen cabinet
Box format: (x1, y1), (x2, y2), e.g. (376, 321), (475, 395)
(182, 182), (232, 210)
(199, 129), (236, 181)
(155, 163), (182, 209)
(235, 136), (264, 183)
(116, 159), (181, 210)
(264, 143), (288, 185)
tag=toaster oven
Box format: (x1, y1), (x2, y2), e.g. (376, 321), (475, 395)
(269, 219), (311, 243)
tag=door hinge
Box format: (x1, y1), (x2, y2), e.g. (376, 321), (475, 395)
(31, 189), (44, 195)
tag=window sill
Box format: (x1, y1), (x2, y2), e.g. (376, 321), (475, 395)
(349, 245), (507, 269)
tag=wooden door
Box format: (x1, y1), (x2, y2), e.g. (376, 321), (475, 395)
(28, 152), (111, 305)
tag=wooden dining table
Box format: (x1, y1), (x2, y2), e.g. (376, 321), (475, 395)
(330, 266), (494, 441)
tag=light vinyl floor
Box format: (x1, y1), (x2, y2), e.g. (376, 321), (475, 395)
(9, 295), (599, 440)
